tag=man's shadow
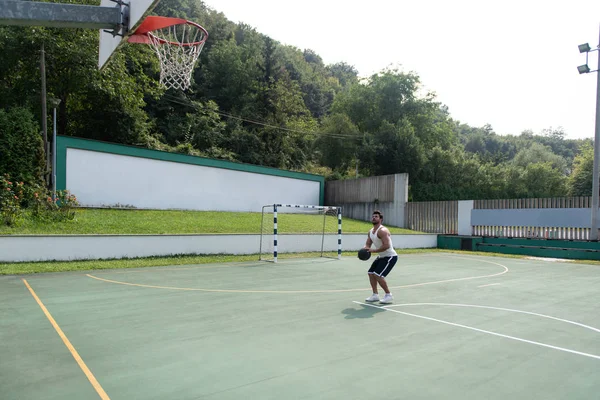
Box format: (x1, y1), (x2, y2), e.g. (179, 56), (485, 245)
(341, 303), (387, 319)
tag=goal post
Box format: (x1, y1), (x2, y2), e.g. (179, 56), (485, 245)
(259, 204), (342, 262)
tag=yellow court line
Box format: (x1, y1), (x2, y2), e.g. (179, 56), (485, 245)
(22, 279), (110, 400)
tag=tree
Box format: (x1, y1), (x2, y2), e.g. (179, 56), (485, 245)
(199, 37), (263, 114)
(331, 68), (455, 148)
(0, 107), (44, 184)
(332, 68), (424, 133)
(535, 127), (578, 165)
(414, 147), (494, 200)
(359, 119), (426, 179)
(327, 62), (359, 88)
(273, 45), (337, 118)
(459, 124), (518, 164)
(568, 142), (594, 196)
(512, 142), (568, 175)
(0, 19), (156, 145)
(259, 71), (316, 169)
(0, 0), (590, 196)
(314, 113), (361, 172)
(518, 162), (567, 198)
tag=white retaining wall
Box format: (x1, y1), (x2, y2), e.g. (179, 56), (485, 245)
(57, 137), (324, 212)
(67, 149), (320, 212)
(0, 234), (437, 262)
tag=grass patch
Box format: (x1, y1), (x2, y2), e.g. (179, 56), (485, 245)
(0, 208), (422, 235)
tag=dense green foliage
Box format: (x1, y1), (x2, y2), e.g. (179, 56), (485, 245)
(0, 0), (594, 200)
(0, 107), (45, 183)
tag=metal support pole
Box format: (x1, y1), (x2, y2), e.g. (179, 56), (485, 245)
(40, 43), (49, 188)
(337, 207), (342, 260)
(52, 106), (57, 201)
(591, 27), (600, 240)
(273, 204), (278, 263)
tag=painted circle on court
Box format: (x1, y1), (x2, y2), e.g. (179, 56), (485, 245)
(86, 255), (509, 293)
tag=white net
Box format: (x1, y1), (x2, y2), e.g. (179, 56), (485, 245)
(146, 23), (207, 91)
(259, 204), (342, 262)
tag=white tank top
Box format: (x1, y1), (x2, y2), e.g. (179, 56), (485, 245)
(369, 225), (397, 258)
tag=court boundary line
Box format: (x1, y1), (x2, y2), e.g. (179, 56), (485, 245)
(353, 301), (600, 360)
(22, 279), (110, 400)
(85, 255), (509, 293)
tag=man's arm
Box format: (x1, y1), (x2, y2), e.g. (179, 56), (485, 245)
(370, 228), (391, 253)
(364, 233), (373, 250)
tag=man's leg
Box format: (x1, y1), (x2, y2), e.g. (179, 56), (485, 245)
(375, 275), (391, 294)
(365, 273), (380, 302)
(369, 273), (378, 293)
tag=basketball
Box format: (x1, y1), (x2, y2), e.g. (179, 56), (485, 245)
(358, 248), (371, 261)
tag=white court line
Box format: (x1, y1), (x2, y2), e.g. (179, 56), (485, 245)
(353, 301), (600, 360)
(478, 283), (501, 288)
(87, 255), (510, 293)
(383, 303), (600, 333)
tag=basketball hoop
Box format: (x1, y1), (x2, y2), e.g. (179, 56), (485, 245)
(128, 16), (208, 90)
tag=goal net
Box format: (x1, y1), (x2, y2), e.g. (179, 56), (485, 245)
(259, 204), (342, 262)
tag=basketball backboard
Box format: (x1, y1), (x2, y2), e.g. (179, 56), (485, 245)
(98, 0), (160, 69)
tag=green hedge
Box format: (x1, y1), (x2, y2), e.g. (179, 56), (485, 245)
(0, 107), (44, 184)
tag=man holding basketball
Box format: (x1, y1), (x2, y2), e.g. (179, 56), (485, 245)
(363, 210), (398, 304)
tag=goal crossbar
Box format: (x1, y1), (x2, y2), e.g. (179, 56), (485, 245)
(259, 204), (342, 263)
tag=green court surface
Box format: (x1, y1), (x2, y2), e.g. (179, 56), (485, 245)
(1, 253), (599, 400)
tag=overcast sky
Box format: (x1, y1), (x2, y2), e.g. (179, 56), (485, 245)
(202, 0), (600, 140)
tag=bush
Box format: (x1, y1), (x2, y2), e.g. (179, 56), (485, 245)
(0, 175), (80, 225)
(0, 174), (24, 226)
(55, 190), (79, 221)
(0, 107), (45, 185)
(28, 188), (80, 222)
(28, 187), (56, 222)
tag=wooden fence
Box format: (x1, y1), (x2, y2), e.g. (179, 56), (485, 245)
(325, 175), (395, 204)
(474, 197), (591, 209)
(406, 197), (595, 239)
(405, 201), (458, 234)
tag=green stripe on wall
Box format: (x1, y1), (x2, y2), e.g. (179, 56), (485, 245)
(56, 136), (325, 205)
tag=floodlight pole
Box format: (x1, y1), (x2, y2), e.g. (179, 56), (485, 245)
(52, 105), (57, 200)
(50, 98), (61, 201)
(40, 43), (49, 188)
(590, 28), (600, 240)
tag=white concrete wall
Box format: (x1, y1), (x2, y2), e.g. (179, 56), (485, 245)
(394, 173), (409, 227)
(458, 200), (474, 235)
(0, 234), (437, 262)
(67, 149), (320, 212)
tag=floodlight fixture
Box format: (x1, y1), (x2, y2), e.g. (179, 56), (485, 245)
(48, 97), (61, 108)
(579, 43), (591, 53)
(578, 64), (591, 74)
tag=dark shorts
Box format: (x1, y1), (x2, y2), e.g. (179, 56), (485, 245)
(368, 256), (398, 277)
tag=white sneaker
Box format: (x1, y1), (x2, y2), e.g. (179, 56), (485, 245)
(379, 293), (394, 304)
(365, 294), (380, 302)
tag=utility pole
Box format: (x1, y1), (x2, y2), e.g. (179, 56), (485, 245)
(40, 43), (50, 188)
